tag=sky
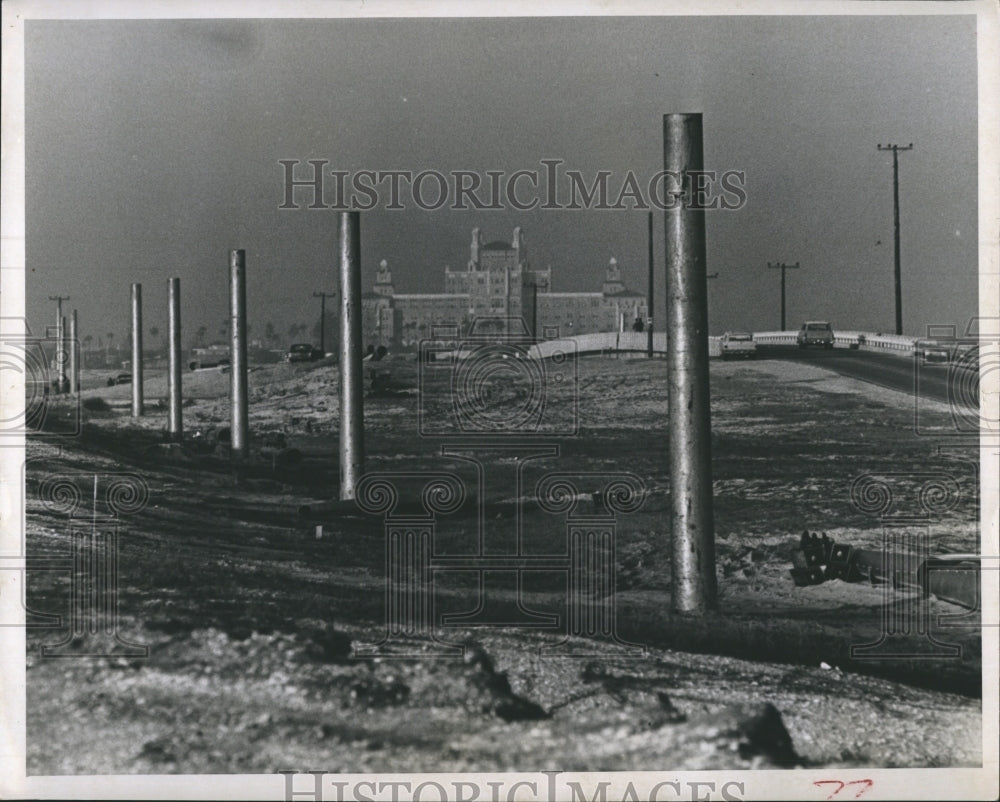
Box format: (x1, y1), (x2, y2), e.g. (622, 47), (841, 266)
(23, 13), (979, 344)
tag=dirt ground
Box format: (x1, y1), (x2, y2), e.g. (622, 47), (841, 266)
(24, 354), (984, 774)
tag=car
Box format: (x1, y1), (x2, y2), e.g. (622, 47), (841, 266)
(720, 331), (757, 359)
(797, 320), (834, 349)
(106, 372), (132, 386)
(286, 343), (323, 363)
(915, 339), (952, 364)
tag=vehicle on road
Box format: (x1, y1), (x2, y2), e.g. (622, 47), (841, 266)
(915, 339), (952, 364)
(797, 320), (834, 349)
(106, 372), (132, 386)
(720, 331), (757, 359)
(286, 343), (323, 363)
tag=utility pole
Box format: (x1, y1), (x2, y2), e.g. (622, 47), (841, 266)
(312, 291), (335, 355)
(48, 295), (70, 393)
(766, 262), (800, 331)
(877, 143), (913, 336)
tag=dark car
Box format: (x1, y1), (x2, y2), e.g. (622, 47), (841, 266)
(106, 372), (132, 386)
(286, 343), (323, 363)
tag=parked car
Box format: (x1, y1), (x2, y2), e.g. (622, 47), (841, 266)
(797, 321), (834, 349)
(720, 331), (757, 359)
(106, 372), (132, 386)
(286, 343), (323, 363)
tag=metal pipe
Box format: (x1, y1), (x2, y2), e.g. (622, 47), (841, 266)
(60, 315), (68, 394)
(167, 277), (183, 440)
(338, 211), (364, 500)
(130, 283), (143, 417)
(647, 210), (654, 358)
(229, 250), (249, 458)
(51, 296), (65, 393)
(68, 310), (78, 395)
(663, 113), (717, 613)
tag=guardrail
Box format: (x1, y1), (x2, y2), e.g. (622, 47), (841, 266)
(745, 330), (919, 355)
(443, 329), (926, 361)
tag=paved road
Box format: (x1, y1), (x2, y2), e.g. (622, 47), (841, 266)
(754, 345), (977, 412)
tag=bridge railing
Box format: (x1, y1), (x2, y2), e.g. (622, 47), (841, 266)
(473, 329), (927, 360)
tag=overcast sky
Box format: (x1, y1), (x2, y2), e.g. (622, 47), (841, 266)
(24, 14), (978, 342)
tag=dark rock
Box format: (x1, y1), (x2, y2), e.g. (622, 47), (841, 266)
(462, 640), (549, 722)
(734, 703), (799, 766)
(302, 623), (353, 663)
(138, 738), (176, 764)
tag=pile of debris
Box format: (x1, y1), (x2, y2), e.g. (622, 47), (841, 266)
(790, 530), (980, 610)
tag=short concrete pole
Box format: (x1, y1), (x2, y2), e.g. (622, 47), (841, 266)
(229, 251), (249, 458)
(68, 310), (78, 395)
(131, 284), (144, 417)
(167, 277), (183, 440)
(338, 212), (364, 500)
(663, 113), (717, 613)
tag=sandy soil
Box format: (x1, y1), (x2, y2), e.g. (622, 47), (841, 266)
(24, 354), (983, 773)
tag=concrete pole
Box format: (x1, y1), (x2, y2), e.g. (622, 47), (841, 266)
(338, 211), (364, 500)
(167, 277), (183, 440)
(647, 210), (654, 358)
(663, 113), (717, 613)
(60, 316), (69, 393)
(229, 250), (249, 458)
(68, 310), (78, 395)
(51, 297), (65, 393)
(130, 283), (143, 417)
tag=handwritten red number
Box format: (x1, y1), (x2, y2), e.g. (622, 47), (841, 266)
(815, 780), (845, 800)
(814, 780), (873, 800)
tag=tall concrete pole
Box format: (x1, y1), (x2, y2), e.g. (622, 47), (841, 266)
(49, 295), (69, 393)
(68, 310), (78, 395)
(229, 250), (249, 458)
(647, 210), (654, 357)
(338, 212), (364, 500)
(130, 283), (143, 417)
(60, 316), (68, 394)
(663, 113), (716, 613)
(167, 277), (183, 440)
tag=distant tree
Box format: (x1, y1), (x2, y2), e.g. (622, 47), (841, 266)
(83, 334), (93, 351)
(194, 325), (208, 347)
(264, 321), (278, 347)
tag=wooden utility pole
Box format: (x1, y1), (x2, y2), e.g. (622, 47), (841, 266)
(877, 143), (913, 336)
(312, 291), (335, 354)
(766, 262), (800, 331)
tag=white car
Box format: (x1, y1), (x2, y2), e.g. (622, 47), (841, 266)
(720, 331), (757, 359)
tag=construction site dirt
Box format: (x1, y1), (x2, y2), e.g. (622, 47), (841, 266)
(24, 355), (982, 774)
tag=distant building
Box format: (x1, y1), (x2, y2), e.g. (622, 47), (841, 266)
(362, 227), (648, 346)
